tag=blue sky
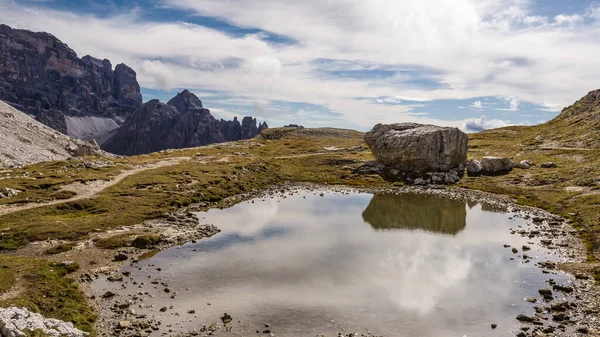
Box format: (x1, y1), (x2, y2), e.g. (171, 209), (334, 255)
(2, 0), (600, 131)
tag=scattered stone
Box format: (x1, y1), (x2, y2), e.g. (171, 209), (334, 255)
(114, 252), (128, 261)
(517, 314), (535, 322)
(541, 162), (557, 168)
(515, 160), (533, 169)
(481, 156), (513, 175)
(552, 313), (569, 321)
(221, 313), (233, 325)
(576, 327), (589, 334)
(0, 187), (21, 199)
(102, 291), (116, 299)
(553, 284), (574, 293)
(118, 321), (131, 328)
(467, 159), (483, 176)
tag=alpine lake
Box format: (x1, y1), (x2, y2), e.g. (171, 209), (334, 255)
(93, 188), (582, 337)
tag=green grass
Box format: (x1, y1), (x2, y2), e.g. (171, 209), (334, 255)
(131, 234), (162, 249)
(461, 123), (600, 261)
(0, 256), (96, 334)
(94, 234), (133, 249)
(0, 160), (127, 206)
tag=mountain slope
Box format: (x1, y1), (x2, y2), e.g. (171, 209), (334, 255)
(0, 100), (105, 167)
(535, 89), (600, 148)
(0, 24), (142, 139)
(471, 89), (600, 150)
(102, 90), (268, 155)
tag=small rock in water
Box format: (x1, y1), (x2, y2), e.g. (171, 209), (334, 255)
(102, 291), (116, 298)
(491, 323), (497, 329)
(118, 321), (131, 328)
(221, 313), (233, 324)
(516, 314), (535, 322)
(114, 252), (128, 261)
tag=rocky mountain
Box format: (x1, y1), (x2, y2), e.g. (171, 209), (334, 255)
(102, 90), (268, 155)
(0, 24), (142, 140)
(0, 100), (106, 168)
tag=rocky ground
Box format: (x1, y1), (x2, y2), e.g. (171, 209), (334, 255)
(0, 100), (106, 168)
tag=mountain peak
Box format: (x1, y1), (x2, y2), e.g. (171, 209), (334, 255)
(167, 90), (204, 113)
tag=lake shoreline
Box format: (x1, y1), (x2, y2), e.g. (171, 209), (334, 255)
(76, 183), (599, 337)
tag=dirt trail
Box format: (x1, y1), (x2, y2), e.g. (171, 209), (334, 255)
(0, 158), (187, 216)
(273, 151), (358, 159)
(538, 146), (593, 151)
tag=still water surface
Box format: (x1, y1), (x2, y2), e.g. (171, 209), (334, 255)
(96, 191), (571, 336)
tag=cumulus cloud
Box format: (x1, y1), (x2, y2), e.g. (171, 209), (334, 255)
(462, 116), (510, 132)
(1, 0), (598, 128)
(139, 60), (175, 90)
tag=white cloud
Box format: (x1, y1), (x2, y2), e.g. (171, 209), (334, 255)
(0, 0), (598, 128)
(554, 14), (583, 25)
(139, 60), (175, 90)
(470, 101), (484, 109)
(461, 116), (511, 132)
(586, 2), (600, 21)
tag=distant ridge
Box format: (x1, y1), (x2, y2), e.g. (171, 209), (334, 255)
(102, 90), (268, 155)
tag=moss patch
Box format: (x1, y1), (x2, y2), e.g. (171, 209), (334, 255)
(44, 242), (77, 255)
(131, 234), (161, 249)
(94, 234), (133, 250)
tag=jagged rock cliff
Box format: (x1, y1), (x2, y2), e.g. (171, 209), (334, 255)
(0, 24), (142, 139)
(102, 90), (268, 155)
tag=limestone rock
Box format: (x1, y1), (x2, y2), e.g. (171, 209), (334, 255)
(481, 156), (513, 175)
(467, 159), (483, 176)
(515, 160), (533, 169)
(364, 123), (468, 172)
(0, 307), (89, 337)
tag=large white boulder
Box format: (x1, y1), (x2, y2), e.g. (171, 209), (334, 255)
(364, 123), (468, 172)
